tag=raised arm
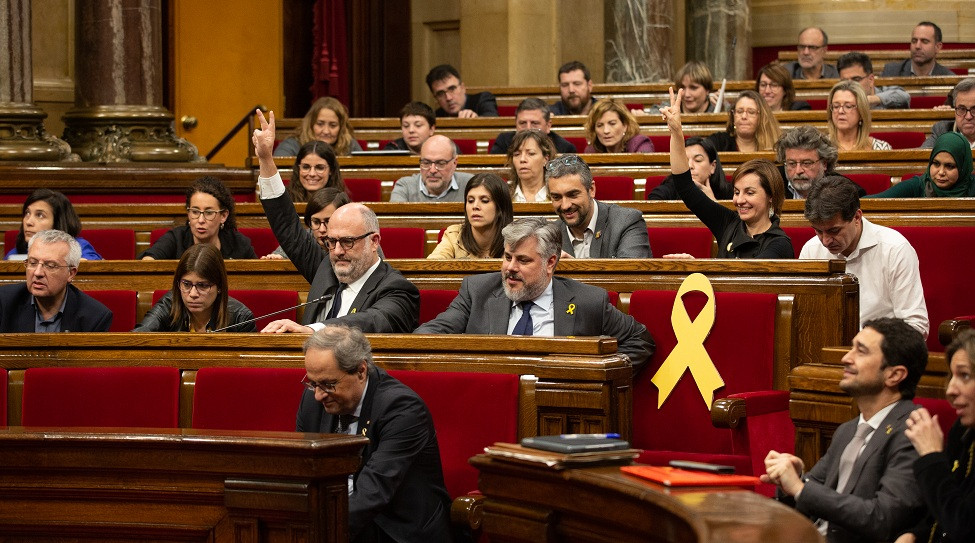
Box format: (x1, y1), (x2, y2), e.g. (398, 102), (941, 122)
(661, 87), (689, 175)
(252, 109), (278, 179)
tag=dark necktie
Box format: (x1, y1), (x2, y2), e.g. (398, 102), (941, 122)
(336, 414), (357, 434)
(836, 422), (873, 493)
(324, 283), (346, 320)
(512, 301), (534, 336)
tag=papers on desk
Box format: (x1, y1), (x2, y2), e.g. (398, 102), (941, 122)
(484, 442), (641, 470)
(620, 465), (761, 487)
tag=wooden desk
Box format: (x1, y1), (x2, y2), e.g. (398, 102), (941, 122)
(470, 454), (822, 543)
(0, 333), (633, 440)
(0, 427), (366, 542)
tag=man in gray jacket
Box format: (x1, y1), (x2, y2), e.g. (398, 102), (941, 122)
(390, 135), (472, 202)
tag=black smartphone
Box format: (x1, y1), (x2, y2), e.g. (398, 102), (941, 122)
(668, 460), (735, 474)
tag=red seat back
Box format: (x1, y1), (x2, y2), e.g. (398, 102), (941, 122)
(911, 95), (948, 109)
(648, 135), (670, 153)
(192, 367), (306, 431)
(644, 175), (668, 195)
(646, 227), (714, 258)
(22, 367), (180, 427)
(79, 229), (136, 259)
(4, 229), (16, 256)
(344, 178), (383, 202)
(592, 176), (635, 200)
(387, 370), (519, 499)
(379, 227), (426, 258)
(782, 226), (817, 258)
(0, 368), (6, 426)
(228, 289), (298, 331)
(238, 228), (279, 258)
(893, 226), (975, 351)
(86, 290), (137, 332)
(871, 132), (925, 150)
(419, 289), (457, 324)
(150, 228), (169, 245)
(807, 99), (827, 110)
(913, 396), (958, 438)
(844, 173), (892, 195)
(497, 105), (517, 116)
(566, 137), (588, 151)
(453, 139), (478, 154)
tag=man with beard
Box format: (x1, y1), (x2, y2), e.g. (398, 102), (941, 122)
(414, 216), (653, 373)
(390, 135), (473, 202)
(784, 27), (839, 80)
(881, 22), (955, 77)
(550, 61), (597, 116)
(546, 155), (651, 258)
(774, 127), (839, 199)
(762, 317), (927, 543)
(252, 109), (420, 334)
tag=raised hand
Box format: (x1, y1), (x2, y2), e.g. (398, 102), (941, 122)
(659, 87), (684, 134)
(252, 109), (276, 160)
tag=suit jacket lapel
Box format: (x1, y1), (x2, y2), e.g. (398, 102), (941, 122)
(845, 400), (911, 492)
(347, 261), (388, 315)
(825, 420), (857, 490)
(304, 262), (338, 325)
(486, 285), (512, 335)
(589, 200), (609, 258)
(552, 278), (578, 335)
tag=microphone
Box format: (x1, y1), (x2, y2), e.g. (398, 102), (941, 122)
(210, 294), (329, 332)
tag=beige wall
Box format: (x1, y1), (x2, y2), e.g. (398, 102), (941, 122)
(32, 0), (74, 139)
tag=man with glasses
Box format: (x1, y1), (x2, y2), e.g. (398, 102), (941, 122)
(774, 126), (840, 199)
(426, 64), (498, 118)
(546, 154), (651, 258)
(785, 27), (839, 80)
(390, 135), (473, 202)
(489, 97), (578, 154)
(837, 52), (909, 110)
(415, 217), (653, 372)
(922, 77), (975, 149)
(296, 325), (452, 542)
(0, 229), (112, 332)
(881, 22), (955, 77)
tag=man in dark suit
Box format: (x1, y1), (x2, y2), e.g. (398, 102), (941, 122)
(545, 154), (651, 258)
(0, 229), (112, 332)
(489, 98), (577, 154)
(296, 325), (452, 543)
(426, 64), (498, 118)
(415, 216), (653, 372)
(880, 22), (956, 77)
(253, 109), (420, 334)
(762, 317), (927, 543)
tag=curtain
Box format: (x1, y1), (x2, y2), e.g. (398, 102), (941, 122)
(311, 0), (349, 105)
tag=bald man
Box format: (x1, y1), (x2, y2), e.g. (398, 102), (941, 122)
(390, 135), (473, 202)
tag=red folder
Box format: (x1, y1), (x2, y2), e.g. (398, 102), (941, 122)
(621, 465), (761, 487)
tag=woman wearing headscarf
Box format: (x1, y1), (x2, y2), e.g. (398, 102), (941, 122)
(873, 132), (975, 197)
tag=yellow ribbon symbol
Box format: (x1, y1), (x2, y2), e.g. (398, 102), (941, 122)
(651, 273), (725, 409)
(350, 308), (357, 314)
(566, 303), (576, 315)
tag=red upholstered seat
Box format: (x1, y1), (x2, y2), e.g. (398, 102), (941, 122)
(453, 139), (478, 154)
(807, 98), (827, 110)
(644, 175), (668, 195)
(238, 227), (279, 258)
(3, 229), (16, 255)
(628, 290), (792, 494)
(892, 226), (975, 351)
(150, 227), (168, 245)
(387, 370), (519, 499)
(782, 226), (816, 258)
(344, 178), (383, 202)
(22, 367), (180, 428)
(901, 173), (923, 182)
(419, 289), (457, 324)
(648, 135), (670, 153)
(566, 137), (588, 151)
(86, 290), (137, 332)
(911, 95), (948, 109)
(646, 227), (714, 258)
(592, 176), (635, 200)
(845, 173), (892, 195)
(871, 132), (925, 150)
(379, 227), (426, 258)
(192, 367), (306, 431)
(79, 229), (136, 259)
(497, 105), (517, 116)
(913, 396), (958, 439)
(228, 290), (298, 331)
(0, 368), (6, 425)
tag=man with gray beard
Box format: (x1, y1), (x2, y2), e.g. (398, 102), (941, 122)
(414, 216), (653, 373)
(775, 126), (839, 199)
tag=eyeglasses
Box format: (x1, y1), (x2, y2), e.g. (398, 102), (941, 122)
(784, 159), (823, 170)
(419, 158), (453, 170)
(299, 163), (328, 174)
(309, 217), (329, 229)
(433, 84), (459, 99)
(301, 373), (350, 394)
(797, 44), (824, 52)
(178, 279), (214, 295)
(323, 231), (374, 251)
(544, 154), (587, 172)
(734, 108), (759, 117)
(25, 259), (72, 272)
(187, 208), (224, 221)
(829, 103), (858, 113)
(955, 105), (975, 118)
(758, 81), (781, 90)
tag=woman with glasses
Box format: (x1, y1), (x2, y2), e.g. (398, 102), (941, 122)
(273, 97), (362, 157)
(706, 90), (781, 152)
(873, 132), (975, 198)
(5, 189), (102, 260)
(135, 243), (255, 332)
(662, 87), (792, 259)
(583, 99), (654, 153)
(262, 188), (351, 259)
(756, 63), (811, 112)
(505, 130), (557, 202)
(429, 173), (513, 259)
(285, 140), (346, 204)
(827, 80), (892, 151)
(139, 176), (257, 260)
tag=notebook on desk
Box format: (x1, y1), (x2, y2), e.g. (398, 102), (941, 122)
(621, 465), (761, 488)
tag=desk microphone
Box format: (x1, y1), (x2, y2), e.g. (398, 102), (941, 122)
(210, 294), (329, 332)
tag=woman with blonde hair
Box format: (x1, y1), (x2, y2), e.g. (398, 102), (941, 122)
(706, 90), (781, 152)
(505, 130), (557, 202)
(273, 97), (363, 156)
(584, 99), (654, 153)
(827, 80), (891, 151)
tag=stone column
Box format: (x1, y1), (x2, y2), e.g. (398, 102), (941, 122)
(686, 0), (751, 80)
(63, 0), (200, 162)
(604, 0), (673, 83)
(0, 0), (71, 160)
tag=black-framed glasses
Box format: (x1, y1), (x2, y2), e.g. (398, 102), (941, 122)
(784, 159), (823, 170)
(301, 373), (349, 394)
(310, 217), (329, 229)
(187, 208), (224, 221)
(544, 154), (587, 173)
(955, 106), (975, 118)
(25, 259), (72, 272)
(323, 231), (374, 251)
(758, 81), (781, 90)
(299, 163), (328, 174)
(179, 279), (214, 295)
(419, 158), (453, 170)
